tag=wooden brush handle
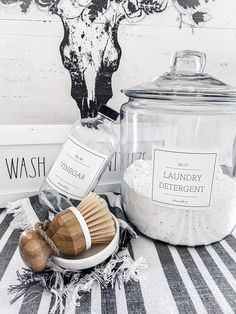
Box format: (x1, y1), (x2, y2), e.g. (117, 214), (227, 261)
(47, 209), (87, 256)
(18, 209), (87, 271)
(19, 229), (53, 272)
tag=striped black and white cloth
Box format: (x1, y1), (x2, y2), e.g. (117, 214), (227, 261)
(1, 193), (236, 314)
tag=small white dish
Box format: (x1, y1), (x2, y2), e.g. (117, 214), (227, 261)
(52, 214), (119, 270)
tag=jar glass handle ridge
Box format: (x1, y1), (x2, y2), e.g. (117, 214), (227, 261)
(170, 50), (207, 75)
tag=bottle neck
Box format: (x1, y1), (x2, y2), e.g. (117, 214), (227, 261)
(81, 113), (113, 124)
(80, 113), (114, 129)
(97, 112), (115, 123)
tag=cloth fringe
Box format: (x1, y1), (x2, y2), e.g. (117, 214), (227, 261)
(9, 253), (147, 314)
(7, 200), (32, 230)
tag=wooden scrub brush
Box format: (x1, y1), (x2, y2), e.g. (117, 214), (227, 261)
(19, 192), (116, 272)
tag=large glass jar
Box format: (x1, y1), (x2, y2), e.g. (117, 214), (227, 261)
(121, 50), (236, 246)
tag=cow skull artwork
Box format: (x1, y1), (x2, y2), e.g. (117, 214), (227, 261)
(55, 1), (124, 118)
(1, 0), (214, 118)
(46, 0), (173, 117)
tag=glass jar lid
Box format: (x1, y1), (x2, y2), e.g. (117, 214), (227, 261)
(122, 50), (236, 103)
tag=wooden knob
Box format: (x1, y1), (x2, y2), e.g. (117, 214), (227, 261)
(19, 230), (53, 272)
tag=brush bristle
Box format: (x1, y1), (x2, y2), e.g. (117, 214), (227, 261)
(77, 192), (116, 244)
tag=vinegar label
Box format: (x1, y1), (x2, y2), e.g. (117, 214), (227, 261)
(151, 147), (217, 209)
(47, 136), (107, 199)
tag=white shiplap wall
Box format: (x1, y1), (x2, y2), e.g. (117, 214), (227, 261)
(0, 1), (236, 124)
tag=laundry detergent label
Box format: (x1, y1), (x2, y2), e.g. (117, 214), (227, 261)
(151, 147), (217, 209)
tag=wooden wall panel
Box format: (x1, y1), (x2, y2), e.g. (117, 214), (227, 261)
(0, 1), (235, 123)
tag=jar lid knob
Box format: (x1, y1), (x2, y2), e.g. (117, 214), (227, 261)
(170, 50), (206, 75)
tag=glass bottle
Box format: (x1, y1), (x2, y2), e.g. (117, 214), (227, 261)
(39, 105), (119, 213)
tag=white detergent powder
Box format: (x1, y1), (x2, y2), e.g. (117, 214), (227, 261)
(123, 159), (236, 246)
